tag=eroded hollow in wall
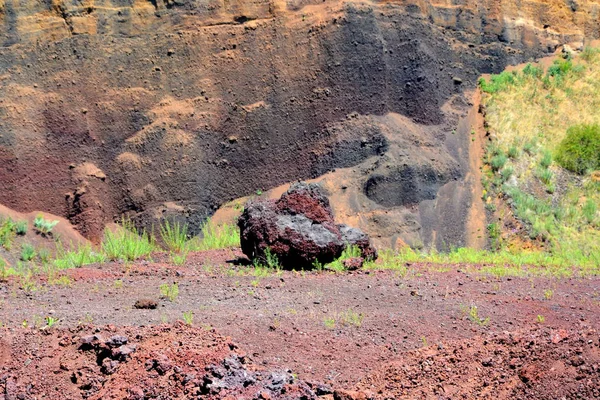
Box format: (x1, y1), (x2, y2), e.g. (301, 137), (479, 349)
(364, 165), (459, 207)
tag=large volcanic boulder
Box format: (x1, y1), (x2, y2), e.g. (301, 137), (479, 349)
(238, 182), (377, 269)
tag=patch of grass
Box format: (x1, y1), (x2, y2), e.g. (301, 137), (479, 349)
(15, 221), (27, 236)
(490, 153), (508, 172)
(536, 168), (553, 185)
(182, 311), (194, 325)
(338, 309), (364, 327)
(20, 243), (36, 262)
(539, 150), (553, 169)
(0, 218), (17, 250)
(0, 258), (17, 280)
(253, 247), (281, 270)
(160, 282), (179, 302)
(544, 289), (554, 300)
(464, 305), (490, 326)
(508, 145), (520, 159)
(160, 220), (189, 253)
(44, 316), (58, 329)
(102, 219), (155, 262)
(323, 317), (336, 329)
(54, 242), (105, 269)
(189, 220), (239, 251)
(33, 215), (59, 235)
(169, 250), (189, 266)
(537, 314), (546, 323)
(582, 199), (598, 224)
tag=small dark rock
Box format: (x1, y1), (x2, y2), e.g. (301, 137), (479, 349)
(134, 299), (158, 309)
(106, 335), (128, 347)
(342, 257), (364, 270)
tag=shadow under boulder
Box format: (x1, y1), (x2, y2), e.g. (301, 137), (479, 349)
(238, 182), (377, 269)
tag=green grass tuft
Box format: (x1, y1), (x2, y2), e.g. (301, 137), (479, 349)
(102, 219), (155, 262)
(189, 220), (239, 251)
(160, 220), (189, 253)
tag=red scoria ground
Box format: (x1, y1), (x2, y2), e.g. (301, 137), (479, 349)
(0, 249), (599, 399)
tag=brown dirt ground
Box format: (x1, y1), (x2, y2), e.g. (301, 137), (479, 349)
(1, 249), (599, 399)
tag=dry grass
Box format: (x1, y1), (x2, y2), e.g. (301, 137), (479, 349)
(483, 50), (600, 152)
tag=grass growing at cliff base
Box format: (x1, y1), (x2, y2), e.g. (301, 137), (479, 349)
(365, 247), (599, 278)
(188, 220), (239, 251)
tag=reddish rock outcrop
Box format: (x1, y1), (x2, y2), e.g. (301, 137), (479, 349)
(238, 182), (376, 269)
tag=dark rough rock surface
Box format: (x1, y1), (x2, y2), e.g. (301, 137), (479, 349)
(238, 182), (376, 269)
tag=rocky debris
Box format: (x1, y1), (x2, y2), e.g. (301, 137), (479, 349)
(199, 354), (319, 399)
(145, 353), (173, 375)
(133, 299), (158, 309)
(238, 182), (377, 269)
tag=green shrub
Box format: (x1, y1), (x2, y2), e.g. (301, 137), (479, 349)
(479, 71), (518, 94)
(508, 145), (520, 159)
(523, 140), (537, 155)
(102, 219), (155, 262)
(490, 153), (508, 172)
(555, 124), (600, 174)
(15, 221), (27, 236)
(160, 220), (188, 253)
(33, 215), (59, 235)
(20, 243), (36, 262)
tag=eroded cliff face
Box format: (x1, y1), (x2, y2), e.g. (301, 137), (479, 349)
(0, 0), (598, 245)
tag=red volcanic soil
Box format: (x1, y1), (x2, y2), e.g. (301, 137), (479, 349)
(1, 249), (599, 399)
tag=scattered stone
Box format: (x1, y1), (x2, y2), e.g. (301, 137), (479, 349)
(134, 299), (158, 309)
(101, 358), (120, 375)
(342, 257), (364, 270)
(106, 335), (128, 347)
(333, 389), (369, 400)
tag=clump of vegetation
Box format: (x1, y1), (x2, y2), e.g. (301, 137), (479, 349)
(338, 309), (365, 327)
(182, 311), (194, 325)
(160, 282), (179, 302)
(33, 215), (59, 235)
(20, 243), (36, 262)
(160, 220), (189, 253)
(555, 124), (600, 174)
(54, 243), (105, 269)
(15, 221), (27, 236)
(253, 247), (281, 270)
(189, 220), (239, 251)
(102, 219), (155, 262)
(463, 305), (490, 326)
(0, 218), (17, 250)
